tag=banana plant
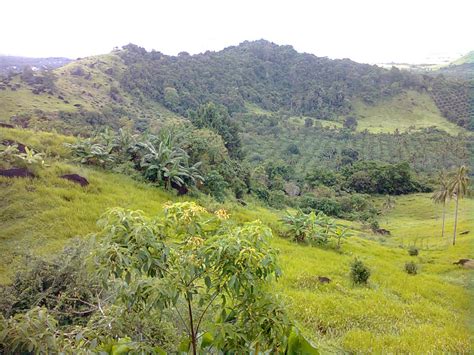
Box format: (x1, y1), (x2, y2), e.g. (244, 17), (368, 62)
(15, 146), (46, 167)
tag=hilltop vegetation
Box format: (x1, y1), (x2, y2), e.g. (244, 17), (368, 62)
(1, 40), (471, 134)
(117, 40), (472, 130)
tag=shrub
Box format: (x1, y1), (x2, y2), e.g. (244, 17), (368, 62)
(350, 259), (370, 285)
(365, 218), (379, 231)
(298, 195), (342, 217)
(405, 261), (418, 275)
(268, 190), (286, 209)
(281, 210), (338, 246)
(408, 246), (419, 256)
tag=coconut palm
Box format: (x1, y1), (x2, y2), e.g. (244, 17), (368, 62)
(448, 166), (470, 245)
(431, 171), (450, 239)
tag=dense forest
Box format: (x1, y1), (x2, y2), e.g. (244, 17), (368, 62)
(117, 40), (473, 129)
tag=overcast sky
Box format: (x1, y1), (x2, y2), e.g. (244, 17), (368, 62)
(1, 0), (472, 64)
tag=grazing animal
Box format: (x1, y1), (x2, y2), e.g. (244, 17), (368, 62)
(60, 174), (89, 187)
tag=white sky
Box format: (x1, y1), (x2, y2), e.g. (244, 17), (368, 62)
(0, 0), (472, 64)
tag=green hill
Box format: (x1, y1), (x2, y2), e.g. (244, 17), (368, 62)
(452, 51), (474, 65)
(0, 127), (472, 352)
(0, 41), (473, 353)
(1, 41), (472, 134)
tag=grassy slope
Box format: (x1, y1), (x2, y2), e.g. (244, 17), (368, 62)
(0, 53), (183, 128)
(246, 91), (466, 135)
(1, 127), (472, 352)
(276, 194), (473, 352)
(451, 51), (474, 65)
(352, 90), (465, 135)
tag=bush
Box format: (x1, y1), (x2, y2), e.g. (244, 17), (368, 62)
(298, 195), (342, 217)
(268, 190), (287, 209)
(405, 261), (418, 275)
(350, 259), (370, 284)
(408, 246), (419, 256)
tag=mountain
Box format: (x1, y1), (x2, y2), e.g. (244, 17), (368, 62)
(117, 40), (472, 129)
(0, 55), (71, 75)
(1, 40), (472, 133)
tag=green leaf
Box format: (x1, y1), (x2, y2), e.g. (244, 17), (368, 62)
(178, 337), (190, 352)
(154, 346), (167, 355)
(200, 332), (214, 348)
(204, 275), (212, 289)
(286, 327), (319, 355)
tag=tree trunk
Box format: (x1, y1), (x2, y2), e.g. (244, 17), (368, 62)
(187, 296), (197, 355)
(441, 202), (446, 239)
(453, 193), (459, 246)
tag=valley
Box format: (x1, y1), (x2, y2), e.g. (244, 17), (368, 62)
(0, 40), (472, 353)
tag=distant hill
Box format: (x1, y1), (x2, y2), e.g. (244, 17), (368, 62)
(0, 55), (71, 75)
(0, 40), (471, 133)
(117, 41), (472, 129)
(451, 51), (474, 65)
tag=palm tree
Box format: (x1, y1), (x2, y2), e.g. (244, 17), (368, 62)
(448, 166), (470, 245)
(431, 171), (450, 239)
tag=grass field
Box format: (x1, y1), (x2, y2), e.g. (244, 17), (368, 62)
(352, 90), (466, 135)
(0, 127), (472, 352)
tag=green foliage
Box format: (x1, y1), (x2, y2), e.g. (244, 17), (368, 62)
(350, 259), (371, 285)
(117, 40), (468, 129)
(405, 261), (418, 275)
(305, 167), (337, 187)
(343, 161), (430, 195)
(92, 203), (293, 353)
(0, 144), (46, 169)
(67, 128), (205, 191)
(202, 170), (228, 202)
(0, 240), (99, 323)
(0, 203), (318, 353)
(189, 102), (242, 159)
(281, 210), (351, 248)
(0, 307), (60, 353)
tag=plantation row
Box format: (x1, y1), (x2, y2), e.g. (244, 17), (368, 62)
(238, 113), (471, 174)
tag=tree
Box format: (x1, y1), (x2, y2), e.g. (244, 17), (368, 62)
(189, 102), (242, 159)
(448, 166), (470, 245)
(343, 116), (358, 131)
(92, 203), (305, 353)
(431, 171), (450, 239)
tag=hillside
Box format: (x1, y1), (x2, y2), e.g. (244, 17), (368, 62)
(0, 41), (473, 353)
(1, 41), (472, 134)
(0, 53), (183, 135)
(451, 51), (474, 65)
(0, 55), (71, 75)
(0, 127), (472, 352)
(117, 40), (472, 130)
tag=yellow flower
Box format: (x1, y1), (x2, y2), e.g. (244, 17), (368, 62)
(215, 209), (230, 220)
